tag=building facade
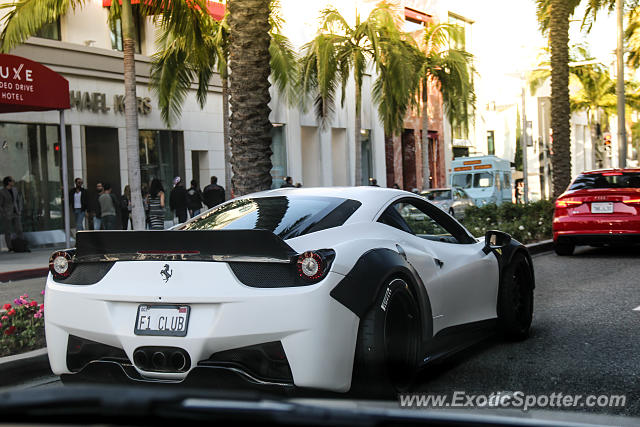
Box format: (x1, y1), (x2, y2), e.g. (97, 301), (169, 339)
(0, 0), (392, 246)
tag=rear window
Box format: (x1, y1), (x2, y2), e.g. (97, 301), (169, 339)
(568, 172), (640, 190)
(422, 190), (451, 201)
(178, 196), (361, 240)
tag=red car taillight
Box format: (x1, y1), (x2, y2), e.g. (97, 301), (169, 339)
(555, 199), (583, 209)
(49, 250), (74, 280)
(622, 198), (640, 205)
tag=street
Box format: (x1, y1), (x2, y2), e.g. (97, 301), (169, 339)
(9, 246), (640, 416)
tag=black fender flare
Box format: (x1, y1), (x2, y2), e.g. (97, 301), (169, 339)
(330, 248), (433, 344)
(493, 240), (536, 316)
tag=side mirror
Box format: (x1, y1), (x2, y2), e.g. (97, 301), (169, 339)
(483, 230), (511, 254)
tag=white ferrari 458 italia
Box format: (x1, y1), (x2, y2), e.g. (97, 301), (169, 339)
(46, 187), (534, 393)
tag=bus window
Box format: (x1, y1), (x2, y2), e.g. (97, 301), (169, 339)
(503, 173), (511, 189)
(452, 173), (472, 189)
(473, 172), (493, 188)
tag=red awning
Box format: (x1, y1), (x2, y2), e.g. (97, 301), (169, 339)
(102, 0), (225, 20)
(0, 54), (70, 113)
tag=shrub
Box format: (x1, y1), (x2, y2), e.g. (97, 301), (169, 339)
(0, 292), (45, 357)
(460, 200), (554, 244)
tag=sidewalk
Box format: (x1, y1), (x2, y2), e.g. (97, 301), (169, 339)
(0, 247), (60, 282)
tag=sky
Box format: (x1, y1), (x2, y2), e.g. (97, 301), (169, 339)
(447, 0), (619, 103)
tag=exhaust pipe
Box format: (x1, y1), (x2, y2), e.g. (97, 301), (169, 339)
(133, 349), (147, 368)
(170, 351), (187, 371)
(151, 351), (167, 370)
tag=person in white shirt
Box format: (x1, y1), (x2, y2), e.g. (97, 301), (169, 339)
(69, 177), (88, 231)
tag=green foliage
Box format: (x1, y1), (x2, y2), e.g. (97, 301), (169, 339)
(460, 200), (555, 244)
(1, 293), (45, 357)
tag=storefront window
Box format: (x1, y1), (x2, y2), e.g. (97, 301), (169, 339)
(270, 125), (287, 189)
(0, 122), (72, 233)
(139, 130), (185, 219)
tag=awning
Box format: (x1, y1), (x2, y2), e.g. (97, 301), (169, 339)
(102, 1), (226, 20)
(0, 53), (69, 113)
(0, 54), (72, 248)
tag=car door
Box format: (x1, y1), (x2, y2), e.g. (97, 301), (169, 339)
(384, 197), (499, 335)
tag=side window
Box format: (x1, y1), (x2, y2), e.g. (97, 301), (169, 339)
(378, 198), (476, 244)
(495, 173), (501, 191)
(503, 173), (511, 189)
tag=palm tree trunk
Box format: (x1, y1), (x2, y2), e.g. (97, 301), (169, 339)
(549, 0), (571, 199)
(354, 82), (362, 186)
(222, 76), (232, 199)
(228, 0), (273, 196)
(421, 79), (430, 190)
(121, 0), (144, 229)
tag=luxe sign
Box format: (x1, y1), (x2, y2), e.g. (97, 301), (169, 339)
(0, 54), (70, 113)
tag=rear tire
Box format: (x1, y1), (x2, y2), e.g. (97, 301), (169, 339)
(352, 278), (420, 396)
(497, 253), (533, 341)
(554, 242), (575, 256)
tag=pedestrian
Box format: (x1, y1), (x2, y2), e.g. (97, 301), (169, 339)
(0, 176), (26, 252)
(169, 176), (188, 224)
(121, 185), (132, 230)
(92, 181), (104, 230)
(141, 182), (150, 229)
(69, 177), (88, 231)
(369, 178), (379, 187)
(187, 180), (203, 218)
(146, 178), (165, 230)
(392, 183), (400, 189)
(295, 182), (302, 188)
(202, 176), (226, 209)
(98, 183), (119, 230)
(281, 176), (294, 188)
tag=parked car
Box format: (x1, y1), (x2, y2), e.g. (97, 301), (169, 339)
(421, 187), (475, 219)
(46, 187), (534, 394)
(553, 168), (640, 255)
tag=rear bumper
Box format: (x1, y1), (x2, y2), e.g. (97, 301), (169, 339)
(554, 232), (640, 245)
(44, 260), (359, 393)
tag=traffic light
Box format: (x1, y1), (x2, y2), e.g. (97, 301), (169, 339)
(604, 133), (612, 151)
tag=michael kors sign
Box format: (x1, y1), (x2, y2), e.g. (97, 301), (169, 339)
(69, 90), (152, 115)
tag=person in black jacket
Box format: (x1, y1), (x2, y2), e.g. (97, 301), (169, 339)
(202, 176), (225, 209)
(69, 177), (88, 231)
(169, 176), (188, 223)
(186, 180), (203, 218)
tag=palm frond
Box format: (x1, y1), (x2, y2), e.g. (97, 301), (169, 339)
(0, 0), (84, 53)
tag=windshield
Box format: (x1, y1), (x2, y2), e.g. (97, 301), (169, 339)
(178, 196), (360, 239)
(452, 174), (472, 189)
(422, 190), (451, 201)
(569, 172), (640, 190)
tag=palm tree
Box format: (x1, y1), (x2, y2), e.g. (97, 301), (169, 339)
(151, 1), (296, 198)
(299, 4), (413, 186)
(415, 22), (475, 189)
(0, 0), (204, 228)
(535, 0), (635, 197)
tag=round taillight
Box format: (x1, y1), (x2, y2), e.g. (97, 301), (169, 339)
(297, 251), (325, 282)
(50, 251), (72, 279)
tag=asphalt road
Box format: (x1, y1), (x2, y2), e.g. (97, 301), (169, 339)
(7, 246), (640, 419)
(0, 276), (46, 305)
(414, 246), (640, 417)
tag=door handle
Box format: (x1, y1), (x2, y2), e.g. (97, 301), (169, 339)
(434, 258), (444, 268)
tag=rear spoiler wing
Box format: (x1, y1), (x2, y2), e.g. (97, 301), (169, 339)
(73, 229), (297, 263)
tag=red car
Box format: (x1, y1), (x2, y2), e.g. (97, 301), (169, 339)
(553, 168), (640, 255)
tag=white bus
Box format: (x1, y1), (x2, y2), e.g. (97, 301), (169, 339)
(450, 155), (512, 206)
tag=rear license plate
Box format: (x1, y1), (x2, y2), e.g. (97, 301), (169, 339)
(591, 202), (614, 214)
(134, 305), (190, 337)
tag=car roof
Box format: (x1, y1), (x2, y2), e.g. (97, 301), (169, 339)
(238, 186), (417, 222)
(581, 168), (640, 174)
